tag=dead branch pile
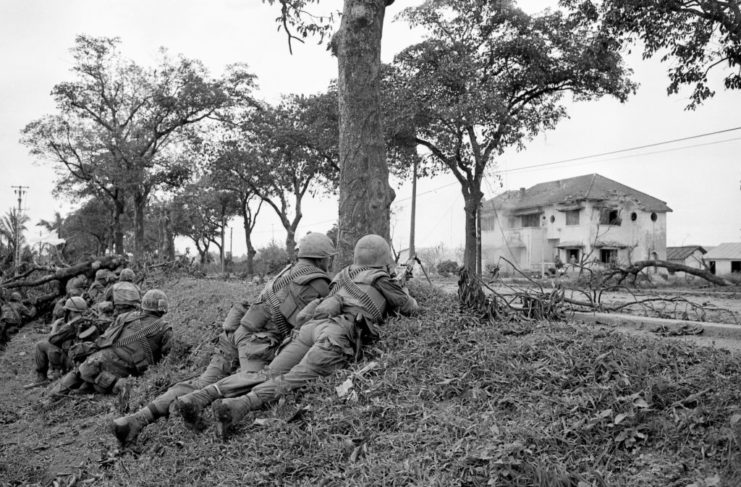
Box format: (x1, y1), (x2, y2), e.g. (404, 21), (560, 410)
(458, 267), (565, 323)
(458, 256), (739, 326)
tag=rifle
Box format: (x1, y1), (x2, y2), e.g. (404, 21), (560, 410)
(398, 255), (433, 286)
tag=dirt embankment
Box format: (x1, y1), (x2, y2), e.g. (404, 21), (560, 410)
(0, 277), (739, 486)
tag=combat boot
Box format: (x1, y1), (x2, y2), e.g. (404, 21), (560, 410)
(212, 396), (252, 440)
(109, 408), (154, 446)
(34, 371), (48, 384)
(172, 385), (222, 431)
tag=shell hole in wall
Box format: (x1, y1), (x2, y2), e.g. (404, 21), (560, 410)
(650, 212), (657, 222)
(550, 215), (555, 223)
(630, 212), (637, 221)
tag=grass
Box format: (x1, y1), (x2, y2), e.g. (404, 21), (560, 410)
(1, 277), (740, 486)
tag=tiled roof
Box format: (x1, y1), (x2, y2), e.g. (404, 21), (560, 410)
(483, 174), (672, 213)
(705, 242), (741, 260)
(666, 246), (706, 261)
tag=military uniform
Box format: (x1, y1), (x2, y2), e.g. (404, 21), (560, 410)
(54, 307), (172, 394)
(208, 235), (419, 437)
(86, 280), (109, 305)
(0, 298), (35, 342)
(77, 310), (172, 392)
(110, 233), (336, 445)
(146, 259), (329, 417)
(34, 315), (86, 380)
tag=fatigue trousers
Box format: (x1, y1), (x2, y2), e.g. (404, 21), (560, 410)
(211, 316), (355, 406)
(78, 349), (136, 393)
(34, 340), (73, 376)
(148, 329), (279, 416)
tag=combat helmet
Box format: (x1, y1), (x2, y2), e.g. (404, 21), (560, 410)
(297, 233), (336, 259)
(112, 282), (141, 306)
(141, 289), (168, 313)
(353, 234), (393, 268)
(10, 292), (22, 302)
(119, 268), (135, 282)
(94, 269), (109, 282)
(64, 296), (88, 313)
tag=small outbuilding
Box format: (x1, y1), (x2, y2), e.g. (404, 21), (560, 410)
(704, 243), (741, 275)
(666, 245), (707, 274)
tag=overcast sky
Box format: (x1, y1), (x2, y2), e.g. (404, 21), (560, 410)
(1, 0), (739, 258)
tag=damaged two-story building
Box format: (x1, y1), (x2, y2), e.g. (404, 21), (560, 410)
(480, 174), (672, 274)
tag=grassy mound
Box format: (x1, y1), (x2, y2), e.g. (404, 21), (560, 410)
(1, 278), (740, 486)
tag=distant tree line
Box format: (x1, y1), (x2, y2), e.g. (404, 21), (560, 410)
(12, 0), (740, 276)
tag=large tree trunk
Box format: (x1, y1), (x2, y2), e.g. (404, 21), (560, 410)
(286, 227), (297, 261)
(462, 188), (484, 274)
(112, 199), (125, 254)
(334, 0), (394, 269)
(133, 191), (147, 263)
(240, 201), (256, 275)
(160, 208), (175, 261)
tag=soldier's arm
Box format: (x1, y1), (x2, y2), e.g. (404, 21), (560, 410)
(160, 327), (174, 358)
(374, 276), (419, 316)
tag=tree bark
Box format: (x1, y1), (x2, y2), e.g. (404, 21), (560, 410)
(462, 189), (484, 273)
(133, 190), (147, 263)
(240, 197), (257, 275)
(286, 227), (297, 261)
(161, 208), (175, 261)
(334, 0), (394, 269)
(112, 198), (125, 254)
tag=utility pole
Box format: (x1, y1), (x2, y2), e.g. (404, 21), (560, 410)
(11, 186), (28, 274)
(409, 158), (418, 258)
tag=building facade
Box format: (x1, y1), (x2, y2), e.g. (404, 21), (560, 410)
(480, 174), (672, 274)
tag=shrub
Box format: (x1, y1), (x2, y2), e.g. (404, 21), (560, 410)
(436, 259), (459, 276)
(254, 241), (290, 275)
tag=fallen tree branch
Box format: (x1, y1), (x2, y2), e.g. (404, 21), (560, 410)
(605, 260), (732, 287)
(1, 255), (127, 290)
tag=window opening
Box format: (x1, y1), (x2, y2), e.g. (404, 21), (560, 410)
(521, 213), (540, 228)
(599, 208), (621, 226)
(600, 248), (618, 264)
(565, 210), (580, 225)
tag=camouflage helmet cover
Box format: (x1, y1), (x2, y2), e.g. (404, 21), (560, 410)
(297, 232), (336, 259)
(112, 282), (141, 306)
(353, 234), (393, 267)
(64, 296), (88, 312)
(10, 292), (22, 302)
(141, 289), (168, 313)
(94, 269), (109, 282)
(119, 268), (135, 282)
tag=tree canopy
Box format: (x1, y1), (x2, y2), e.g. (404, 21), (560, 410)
(389, 0), (636, 272)
(562, 0), (741, 107)
(21, 35), (256, 261)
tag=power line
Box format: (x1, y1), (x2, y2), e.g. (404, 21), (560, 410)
(509, 135), (741, 175)
(504, 126), (741, 175)
(391, 126), (741, 200)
